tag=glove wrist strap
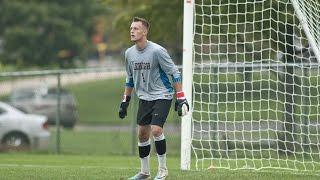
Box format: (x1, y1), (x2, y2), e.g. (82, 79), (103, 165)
(176, 91), (185, 100)
(122, 95), (131, 102)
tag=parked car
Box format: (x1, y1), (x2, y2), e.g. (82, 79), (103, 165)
(9, 87), (78, 128)
(0, 101), (50, 151)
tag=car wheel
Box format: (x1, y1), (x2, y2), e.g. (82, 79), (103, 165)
(2, 133), (30, 151)
(63, 123), (75, 129)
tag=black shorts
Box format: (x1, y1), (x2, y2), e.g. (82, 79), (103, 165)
(137, 99), (172, 128)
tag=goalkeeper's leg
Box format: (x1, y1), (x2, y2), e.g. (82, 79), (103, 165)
(153, 130), (167, 169)
(152, 126), (168, 180)
(128, 125), (152, 180)
(150, 99), (171, 177)
(138, 125), (151, 175)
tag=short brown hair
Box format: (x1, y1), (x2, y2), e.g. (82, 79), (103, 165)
(133, 17), (150, 30)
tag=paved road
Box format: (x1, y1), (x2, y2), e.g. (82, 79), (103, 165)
(74, 124), (181, 134)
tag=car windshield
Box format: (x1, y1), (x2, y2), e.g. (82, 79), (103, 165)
(10, 88), (75, 102)
(43, 88), (73, 99)
(10, 89), (35, 100)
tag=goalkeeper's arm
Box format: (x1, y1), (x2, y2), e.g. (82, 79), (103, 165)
(123, 86), (133, 97)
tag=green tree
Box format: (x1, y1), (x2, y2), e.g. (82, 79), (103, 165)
(0, 0), (107, 68)
(102, 0), (183, 63)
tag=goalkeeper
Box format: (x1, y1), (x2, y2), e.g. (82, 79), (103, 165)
(119, 17), (189, 180)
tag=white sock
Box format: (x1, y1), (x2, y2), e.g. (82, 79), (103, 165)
(157, 153), (167, 169)
(140, 155), (150, 174)
(153, 134), (167, 170)
(138, 140), (150, 174)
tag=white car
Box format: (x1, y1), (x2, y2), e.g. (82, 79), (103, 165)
(0, 101), (50, 151)
(9, 87), (78, 128)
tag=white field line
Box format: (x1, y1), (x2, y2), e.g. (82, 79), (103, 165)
(0, 163), (317, 176)
(0, 71), (126, 96)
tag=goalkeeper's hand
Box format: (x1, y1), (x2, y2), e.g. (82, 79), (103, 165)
(119, 95), (131, 119)
(174, 91), (189, 116)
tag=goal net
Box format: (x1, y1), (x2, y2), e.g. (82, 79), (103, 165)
(188, 0), (320, 172)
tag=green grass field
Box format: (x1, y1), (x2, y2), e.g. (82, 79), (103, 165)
(0, 153), (319, 179)
(66, 77), (127, 124)
(48, 128), (181, 156)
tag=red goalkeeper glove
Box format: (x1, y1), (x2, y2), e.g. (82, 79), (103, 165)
(174, 91), (189, 116)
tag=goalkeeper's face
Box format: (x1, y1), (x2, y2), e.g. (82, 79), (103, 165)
(130, 21), (147, 42)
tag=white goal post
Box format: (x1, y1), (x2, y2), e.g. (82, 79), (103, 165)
(181, 0), (320, 172)
(181, 0), (194, 171)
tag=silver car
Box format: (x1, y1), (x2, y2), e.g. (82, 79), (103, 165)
(0, 101), (50, 151)
(9, 87), (78, 128)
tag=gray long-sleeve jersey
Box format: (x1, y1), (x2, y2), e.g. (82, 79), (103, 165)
(125, 41), (181, 101)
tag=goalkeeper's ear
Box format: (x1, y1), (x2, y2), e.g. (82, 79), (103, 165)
(143, 29), (148, 37)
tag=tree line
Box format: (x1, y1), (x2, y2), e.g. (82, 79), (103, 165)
(0, 0), (183, 69)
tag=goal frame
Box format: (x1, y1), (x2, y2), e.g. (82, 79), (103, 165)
(181, 0), (320, 171)
(291, 0), (320, 62)
(181, 0), (194, 170)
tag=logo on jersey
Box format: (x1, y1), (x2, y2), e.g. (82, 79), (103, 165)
(164, 94), (173, 98)
(134, 62), (151, 70)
